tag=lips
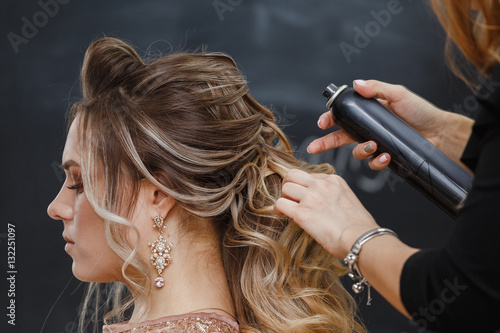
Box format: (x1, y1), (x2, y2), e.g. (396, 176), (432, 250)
(62, 232), (75, 252)
(62, 232), (74, 243)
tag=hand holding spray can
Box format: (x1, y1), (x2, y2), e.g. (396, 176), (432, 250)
(322, 83), (472, 218)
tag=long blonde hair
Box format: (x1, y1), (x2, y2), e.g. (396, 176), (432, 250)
(69, 37), (365, 333)
(430, 0), (500, 87)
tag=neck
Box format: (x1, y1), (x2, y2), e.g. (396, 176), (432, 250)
(129, 220), (235, 323)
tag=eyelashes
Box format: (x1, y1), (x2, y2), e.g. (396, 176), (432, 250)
(67, 183), (84, 194)
(65, 168), (83, 194)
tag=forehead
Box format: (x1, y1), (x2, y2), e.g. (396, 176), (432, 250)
(62, 117), (81, 165)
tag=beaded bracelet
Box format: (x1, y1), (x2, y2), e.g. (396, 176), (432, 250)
(344, 228), (398, 305)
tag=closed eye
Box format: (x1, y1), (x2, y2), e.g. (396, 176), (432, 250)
(67, 183), (83, 194)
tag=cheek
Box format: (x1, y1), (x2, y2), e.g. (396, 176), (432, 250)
(72, 195), (123, 282)
(74, 194), (107, 249)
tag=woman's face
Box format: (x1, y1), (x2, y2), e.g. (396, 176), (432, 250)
(47, 117), (123, 282)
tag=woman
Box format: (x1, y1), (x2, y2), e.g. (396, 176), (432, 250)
(275, 2), (500, 332)
(47, 37), (365, 333)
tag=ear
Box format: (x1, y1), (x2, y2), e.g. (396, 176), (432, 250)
(142, 181), (177, 218)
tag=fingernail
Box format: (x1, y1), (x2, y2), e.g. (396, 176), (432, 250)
(354, 79), (367, 87)
(363, 142), (374, 154)
(379, 154), (388, 163)
(306, 145), (312, 154)
(317, 118), (322, 128)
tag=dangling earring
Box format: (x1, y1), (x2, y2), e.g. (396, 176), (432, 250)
(148, 215), (173, 288)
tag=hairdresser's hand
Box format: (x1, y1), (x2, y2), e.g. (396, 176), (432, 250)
(274, 169), (379, 258)
(308, 79), (452, 170)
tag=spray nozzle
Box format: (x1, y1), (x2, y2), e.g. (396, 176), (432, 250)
(323, 83), (348, 109)
(322, 83), (339, 99)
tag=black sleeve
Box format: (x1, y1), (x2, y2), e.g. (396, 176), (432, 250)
(400, 109), (500, 332)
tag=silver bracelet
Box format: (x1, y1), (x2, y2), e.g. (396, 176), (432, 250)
(344, 228), (398, 305)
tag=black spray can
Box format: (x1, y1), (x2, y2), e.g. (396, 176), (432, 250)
(322, 83), (472, 219)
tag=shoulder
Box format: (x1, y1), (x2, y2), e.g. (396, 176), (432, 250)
(103, 312), (240, 333)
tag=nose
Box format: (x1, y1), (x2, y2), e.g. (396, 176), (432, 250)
(47, 186), (73, 221)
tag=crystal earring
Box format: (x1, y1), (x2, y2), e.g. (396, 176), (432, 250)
(148, 215), (173, 288)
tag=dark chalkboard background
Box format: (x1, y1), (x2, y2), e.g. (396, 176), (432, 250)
(1, 1), (473, 332)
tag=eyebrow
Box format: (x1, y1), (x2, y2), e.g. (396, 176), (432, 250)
(60, 159), (81, 170)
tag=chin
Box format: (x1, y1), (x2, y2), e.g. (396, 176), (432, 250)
(72, 262), (119, 283)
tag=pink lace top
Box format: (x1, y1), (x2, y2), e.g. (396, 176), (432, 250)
(102, 312), (240, 333)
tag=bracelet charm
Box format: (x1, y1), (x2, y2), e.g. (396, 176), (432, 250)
(343, 228), (398, 305)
